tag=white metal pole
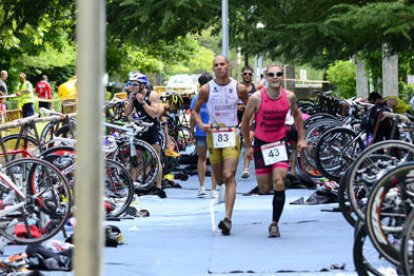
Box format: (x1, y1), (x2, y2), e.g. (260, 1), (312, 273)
(222, 0), (229, 58)
(74, 0), (105, 275)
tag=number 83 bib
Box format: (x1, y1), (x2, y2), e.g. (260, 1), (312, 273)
(212, 127), (236, 149)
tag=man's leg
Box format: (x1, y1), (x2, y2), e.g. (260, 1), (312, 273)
(196, 139), (208, 197)
(269, 167), (288, 238)
(222, 157), (239, 220)
(152, 143), (163, 189)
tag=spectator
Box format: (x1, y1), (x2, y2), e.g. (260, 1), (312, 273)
(15, 72), (35, 118)
(0, 70), (8, 94)
(36, 74), (52, 109)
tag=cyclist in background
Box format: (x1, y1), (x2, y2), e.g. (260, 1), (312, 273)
(124, 72), (166, 198)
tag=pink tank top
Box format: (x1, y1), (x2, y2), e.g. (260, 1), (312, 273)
(254, 88), (289, 142)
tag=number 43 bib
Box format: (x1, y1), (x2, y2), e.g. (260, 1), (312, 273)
(261, 141), (288, 166)
(212, 128), (236, 149)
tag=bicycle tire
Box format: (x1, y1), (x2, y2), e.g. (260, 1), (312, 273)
(401, 209), (414, 276)
(112, 138), (160, 191)
(0, 158), (72, 244)
(1, 134), (39, 162)
(347, 140), (414, 223)
(315, 127), (364, 182)
(337, 169), (357, 227)
(303, 119), (340, 169)
(104, 159), (134, 217)
(303, 113), (337, 130)
(40, 118), (77, 143)
(353, 221), (396, 276)
(41, 147), (134, 218)
(365, 161), (414, 266)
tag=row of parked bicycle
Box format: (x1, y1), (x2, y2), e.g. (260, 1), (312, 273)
(0, 93), (193, 248)
(295, 92), (414, 275)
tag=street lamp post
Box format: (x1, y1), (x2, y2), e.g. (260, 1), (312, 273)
(222, 0), (229, 58)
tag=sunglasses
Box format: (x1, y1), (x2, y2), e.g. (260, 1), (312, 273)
(242, 72), (252, 76)
(132, 83), (140, 87)
(267, 72), (283, 78)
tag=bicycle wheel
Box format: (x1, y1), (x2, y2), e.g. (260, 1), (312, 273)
(365, 161), (414, 266)
(0, 158), (71, 244)
(353, 221), (398, 276)
(104, 159), (134, 217)
(1, 134), (39, 162)
(40, 146), (76, 191)
(315, 127), (364, 182)
(40, 118), (77, 143)
(42, 147), (134, 218)
(337, 169), (357, 227)
(303, 119), (340, 169)
(401, 209), (414, 276)
(303, 113), (337, 130)
(347, 140), (414, 223)
(112, 138), (160, 191)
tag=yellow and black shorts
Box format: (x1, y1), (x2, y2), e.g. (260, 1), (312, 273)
(206, 127), (241, 164)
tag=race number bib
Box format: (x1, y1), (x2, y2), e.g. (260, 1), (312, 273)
(212, 128), (236, 149)
(261, 141), (288, 166)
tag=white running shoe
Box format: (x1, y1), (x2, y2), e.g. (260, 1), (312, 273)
(218, 184), (225, 203)
(211, 189), (218, 199)
(197, 186), (207, 198)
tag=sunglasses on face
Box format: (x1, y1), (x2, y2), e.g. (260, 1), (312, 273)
(242, 72), (252, 76)
(132, 83), (140, 87)
(266, 72), (283, 78)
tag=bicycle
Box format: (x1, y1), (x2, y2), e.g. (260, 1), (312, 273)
(104, 121), (161, 191)
(0, 158), (72, 244)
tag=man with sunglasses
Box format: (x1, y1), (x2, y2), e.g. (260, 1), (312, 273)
(124, 72), (166, 198)
(241, 64), (307, 238)
(192, 55), (249, 235)
(238, 66), (257, 179)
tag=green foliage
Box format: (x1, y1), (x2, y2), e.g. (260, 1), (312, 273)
(326, 60), (356, 99)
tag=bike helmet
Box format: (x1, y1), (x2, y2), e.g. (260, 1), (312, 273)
(170, 93), (184, 109)
(129, 72), (149, 85)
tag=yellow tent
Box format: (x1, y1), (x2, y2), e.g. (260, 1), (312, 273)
(58, 77), (77, 100)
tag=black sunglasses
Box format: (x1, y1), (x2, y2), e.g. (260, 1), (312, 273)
(242, 72), (252, 76)
(132, 82), (140, 87)
(267, 72), (283, 78)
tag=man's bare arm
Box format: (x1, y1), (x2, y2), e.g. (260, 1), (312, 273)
(241, 92), (259, 147)
(192, 84), (210, 133)
(124, 92), (137, 117)
(237, 84), (249, 105)
(287, 91), (307, 149)
(144, 91), (161, 119)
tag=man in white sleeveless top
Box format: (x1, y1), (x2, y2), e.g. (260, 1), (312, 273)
(192, 55), (248, 235)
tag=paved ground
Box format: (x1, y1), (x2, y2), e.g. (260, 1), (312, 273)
(4, 154), (360, 275)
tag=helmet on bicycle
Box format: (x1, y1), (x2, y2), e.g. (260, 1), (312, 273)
(129, 73), (149, 85)
(170, 93), (184, 109)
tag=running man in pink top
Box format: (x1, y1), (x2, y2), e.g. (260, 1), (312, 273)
(241, 64), (307, 238)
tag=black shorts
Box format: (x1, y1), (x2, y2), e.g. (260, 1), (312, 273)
(253, 137), (289, 175)
(136, 123), (160, 145)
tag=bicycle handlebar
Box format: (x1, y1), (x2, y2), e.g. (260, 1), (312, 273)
(104, 121), (154, 136)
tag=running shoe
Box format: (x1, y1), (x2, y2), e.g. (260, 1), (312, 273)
(197, 186), (207, 198)
(218, 218), (232, 235)
(241, 170), (250, 179)
(268, 222), (280, 238)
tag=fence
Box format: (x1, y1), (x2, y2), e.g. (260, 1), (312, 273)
(4, 96), (76, 122)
